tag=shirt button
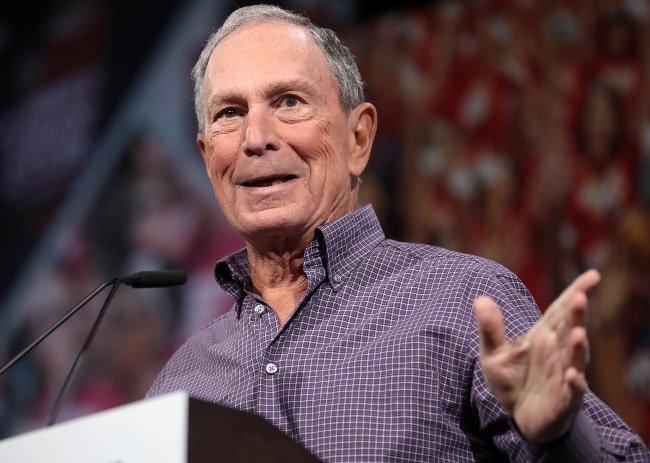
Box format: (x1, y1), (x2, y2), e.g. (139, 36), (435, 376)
(254, 304), (267, 315)
(332, 274), (342, 283)
(265, 363), (279, 375)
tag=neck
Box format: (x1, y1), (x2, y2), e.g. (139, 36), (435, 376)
(246, 243), (309, 325)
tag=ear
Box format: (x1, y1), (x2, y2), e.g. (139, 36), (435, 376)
(347, 102), (378, 178)
(197, 132), (217, 186)
(197, 131), (207, 159)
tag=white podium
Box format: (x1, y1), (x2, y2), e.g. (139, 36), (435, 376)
(0, 391), (320, 462)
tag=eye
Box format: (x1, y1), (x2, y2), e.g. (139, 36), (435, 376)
(219, 107), (241, 118)
(279, 95), (300, 108)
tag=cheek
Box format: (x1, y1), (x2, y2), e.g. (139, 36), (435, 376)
(203, 154), (224, 194)
(298, 120), (348, 167)
(203, 135), (239, 184)
(202, 155), (237, 216)
(204, 156), (236, 218)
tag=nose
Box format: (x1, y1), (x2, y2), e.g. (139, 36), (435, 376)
(242, 106), (280, 156)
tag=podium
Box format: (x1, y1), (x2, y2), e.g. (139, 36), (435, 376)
(0, 391), (321, 462)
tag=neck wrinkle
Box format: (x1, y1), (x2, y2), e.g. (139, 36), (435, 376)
(246, 242), (308, 296)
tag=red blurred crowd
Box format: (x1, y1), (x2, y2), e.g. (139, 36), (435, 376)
(348, 0), (650, 442)
(1, 0), (649, 447)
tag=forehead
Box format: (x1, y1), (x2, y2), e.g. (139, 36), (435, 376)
(204, 20), (335, 95)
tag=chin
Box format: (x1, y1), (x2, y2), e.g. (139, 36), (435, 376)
(238, 208), (308, 237)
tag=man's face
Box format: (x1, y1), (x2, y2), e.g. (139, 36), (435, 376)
(197, 21), (373, 248)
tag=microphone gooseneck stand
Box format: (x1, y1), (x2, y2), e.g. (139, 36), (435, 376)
(0, 270), (187, 427)
(44, 278), (122, 426)
(0, 278), (118, 377)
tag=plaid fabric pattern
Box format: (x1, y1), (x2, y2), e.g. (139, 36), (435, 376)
(148, 205), (649, 462)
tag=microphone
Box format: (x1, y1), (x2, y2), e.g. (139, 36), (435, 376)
(0, 269), (187, 426)
(122, 269), (188, 288)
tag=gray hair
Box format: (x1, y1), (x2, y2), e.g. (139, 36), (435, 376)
(191, 4), (365, 133)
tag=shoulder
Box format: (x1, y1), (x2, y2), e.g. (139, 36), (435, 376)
(375, 239), (520, 286)
(368, 240), (542, 333)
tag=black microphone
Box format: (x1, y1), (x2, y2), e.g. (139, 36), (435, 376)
(122, 269), (188, 288)
(0, 269), (187, 426)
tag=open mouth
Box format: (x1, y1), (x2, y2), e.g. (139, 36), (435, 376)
(243, 175), (297, 187)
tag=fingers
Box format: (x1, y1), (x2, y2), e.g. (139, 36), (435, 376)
(571, 268), (601, 294)
(474, 295), (507, 356)
(538, 271), (596, 379)
(566, 366), (588, 396)
(565, 365), (588, 417)
(551, 269), (601, 316)
(568, 293), (588, 330)
(568, 325), (590, 374)
(544, 269), (601, 336)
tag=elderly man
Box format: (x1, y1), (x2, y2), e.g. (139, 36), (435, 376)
(147, 4), (649, 462)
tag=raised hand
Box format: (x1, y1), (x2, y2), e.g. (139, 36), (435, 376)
(475, 269), (601, 444)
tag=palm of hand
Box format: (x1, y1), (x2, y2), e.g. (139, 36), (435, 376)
(475, 269), (600, 445)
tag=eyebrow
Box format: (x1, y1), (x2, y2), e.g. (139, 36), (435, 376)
(205, 92), (244, 111)
(206, 78), (320, 109)
(264, 78), (319, 98)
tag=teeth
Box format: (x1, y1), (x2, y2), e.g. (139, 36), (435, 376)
(247, 176), (293, 187)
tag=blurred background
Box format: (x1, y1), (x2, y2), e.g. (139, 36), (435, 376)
(1, 0), (649, 445)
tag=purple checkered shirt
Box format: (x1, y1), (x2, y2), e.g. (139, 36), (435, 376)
(147, 205), (649, 462)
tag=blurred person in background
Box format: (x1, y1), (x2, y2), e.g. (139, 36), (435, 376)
(587, 207), (650, 444)
(566, 82), (636, 270)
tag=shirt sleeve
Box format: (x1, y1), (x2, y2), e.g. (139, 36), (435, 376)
(524, 409), (649, 462)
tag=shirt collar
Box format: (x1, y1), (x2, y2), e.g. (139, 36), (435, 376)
(309, 204), (385, 290)
(214, 204), (385, 303)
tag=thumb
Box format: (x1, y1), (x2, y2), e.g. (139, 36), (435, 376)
(475, 295), (507, 356)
